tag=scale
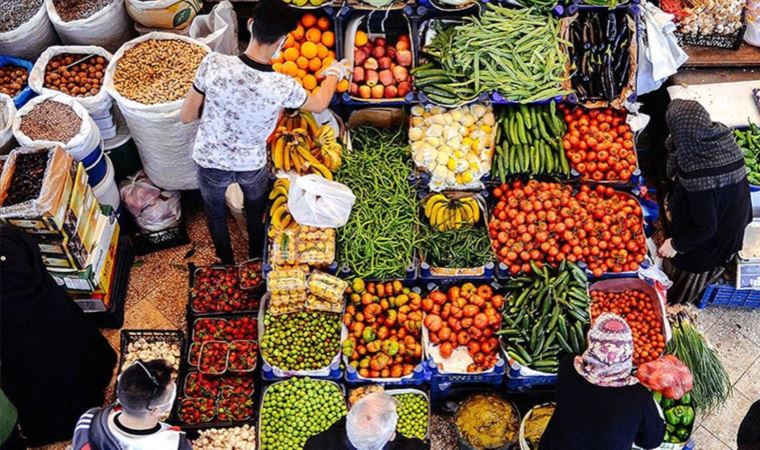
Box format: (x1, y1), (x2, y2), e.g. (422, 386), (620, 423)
(736, 192), (760, 289)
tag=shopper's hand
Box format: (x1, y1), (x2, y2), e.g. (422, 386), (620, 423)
(658, 238), (677, 258)
(320, 59), (351, 81)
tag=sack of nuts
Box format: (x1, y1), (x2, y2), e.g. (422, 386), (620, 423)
(0, 94), (17, 155)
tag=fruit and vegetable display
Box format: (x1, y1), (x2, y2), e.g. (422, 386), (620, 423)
(663, 0), (744, 37)
(191, 266), (261, 314)
(337, 127), (419, 279)
(121, 337), (181, 373)
(666, 310), (731, 413)
(43, 54), (107, 98)
(267, 268), (308, 315)
(188, 317), (257, 368)
(342, 279), (424, 379)
(521, 404), (555, 450)
(268, 178), (298, 232)
(218, 395), (255, 422)
(347, 384), (386, 406)
(260, 309), (342, 371)
(184, 372), (256, 399)
(414, 6), (569, 106)
(273, 13), (347, 94)
(409, 104), (495, 190)
(239, 260), (264, 291)
(455, 394), (519, 449)
(349, 31), (413, 101)
(199, 341), (231, 375)
(498, 261), (590, 373)
(259, 378), (347, 450)
(492, 102), (570, 181)
(422, 193), (483, 231)
(590, 288), (665, 365)
(392, 391), (429, 440)
(193, 425), (257, 450)
(2, 151), (47, 207)
(638, 354), (694, 400)
(422, 283), (504, 372)
(489, 181), (646, 276)
(270, 110), (342, 180)
(306, 271), (348, 312)
(177, 372), (257, 425)
(735, 124), (760, 186)
(0, 65), (28, 97)
(565, 10), (634, 103)
(178, 397), (216, 425)
(561, 105), (637, 183)
(654, 390), (695, 444)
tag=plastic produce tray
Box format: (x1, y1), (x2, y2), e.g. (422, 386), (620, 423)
(675, 26), (746, 50)
(187, 263), (262, 317)
(699, 283), (760, 309)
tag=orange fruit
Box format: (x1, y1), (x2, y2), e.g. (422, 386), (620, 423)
(296, 56), (309, 70)
(282, 61), (298, 76)
(316, 44), (329, 59)
(337, 79), (349, 93)
(317, 17), (331, 31)
(355, 30), (368, 47)
(312, 86), (320, 95)
(306, 28), (322, 44)
(271, 54), (284, 64)
(292, 24), (305, 40)
(302, 74), (318, 90)
(321, 31), (334, 48)
(284, 34), (296, 49)
(327, 50), (335, 59)
(301, 13), (317, 28)
(272, 62), (284, 73)
(283, 47), (299, 62)
(321, 56), (335, 69)
(308, 57), (322, 72)
(297, 69), (307, 79)
(301, 41), (318, 59)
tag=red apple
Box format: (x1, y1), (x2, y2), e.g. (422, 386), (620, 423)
(353, 66), (365, 83)
(371, 84), (384, 99)
(378, 69), (394, 87)
(397, 35), (410, 43)
(354, 49), (367, 66)
(396, 40), (410, 52)
(397, 81), (411, 98)
(365, 69), (379, 87)
(386, 47), (397, 61)
(350, 82), (359, 96)
(364, 57), (379, 70)
(384, 85), (398, 98)
(378, 56), (392, 70)
(359, 85), (371, 99)
(372, 45), (385, 59)
(396, 50), (412, 67)
(392, 65), (408, 82)
(374, 37), (387, 48)
(360, 44), (373, 56)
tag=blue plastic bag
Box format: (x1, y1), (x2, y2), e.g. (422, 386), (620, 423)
(0, 55), (36, 109)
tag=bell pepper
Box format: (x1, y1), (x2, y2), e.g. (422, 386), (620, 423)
(680, 393), (692, 405)
(675, 426), (691, 442)
(664, 408), (680, 426)
(681, 406), (695, 426)
(653, 391), (663, 404)
(665, 423), (676, 434)
(661, 398), (675, 409)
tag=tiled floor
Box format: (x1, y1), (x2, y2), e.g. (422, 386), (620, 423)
(32, 207), (760, 450)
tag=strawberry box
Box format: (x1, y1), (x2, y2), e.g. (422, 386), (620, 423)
(199, 341), (230, 375)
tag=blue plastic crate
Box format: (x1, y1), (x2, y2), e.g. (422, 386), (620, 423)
(429, 358), (505, 396)
(261, 360), (344, 382)
(344, 358), (433, 386)
(0, 55), (35, 108)
(698, 284), (760, 309)
(505, 373), (557, 390)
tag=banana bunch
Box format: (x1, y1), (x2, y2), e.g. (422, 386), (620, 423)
(268, 178), (298, 235)
(312, 125), (342, 171)
(424, 194), (481, 231)
(271, 111), (337, 180)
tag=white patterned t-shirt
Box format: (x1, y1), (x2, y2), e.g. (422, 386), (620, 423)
(191, 52), (307, 171)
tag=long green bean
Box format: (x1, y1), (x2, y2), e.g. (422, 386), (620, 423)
(419, 223), (493, 268)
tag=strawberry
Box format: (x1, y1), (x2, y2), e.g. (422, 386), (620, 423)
(219, 374), (255, 397)
(228, 340), (258, 372)
(217, 395), (254, 422)
(199, 341), (229, 375)
(178, 397), (215, 424)
(184, 372), (220, 398)
(191, 267), (261, 313)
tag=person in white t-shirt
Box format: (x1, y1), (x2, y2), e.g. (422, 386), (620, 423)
(180, 0), (349, 264)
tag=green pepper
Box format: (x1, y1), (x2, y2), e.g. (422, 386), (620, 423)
(661, 398), (675, 409)
(664, 408), (680, 426)
(675, 426), (691, 441)
(663, 431), (671, 442)
(653, 391), (663, 404)
(681, 406), (695, 426)
(665, 423), (676, 434)
(680, 393), (691, 405)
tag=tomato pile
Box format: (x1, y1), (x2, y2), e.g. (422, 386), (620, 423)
(489, 180), (646, 277)
(560, 105), (637, 183)
(590, 289), (666, 365)
(421, 283), (504, 372)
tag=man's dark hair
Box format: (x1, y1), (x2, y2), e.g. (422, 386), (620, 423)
(250, 0), (300, 44)
(117, 359), (173, 416)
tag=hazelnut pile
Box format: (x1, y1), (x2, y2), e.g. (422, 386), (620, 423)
(0, 66), (28, 98)
(19, 100), (82, 143)
(44, 54), (107, 98)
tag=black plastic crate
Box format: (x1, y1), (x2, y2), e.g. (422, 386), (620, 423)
(118, 329), (185, 375)
(676, 26), (746, 50)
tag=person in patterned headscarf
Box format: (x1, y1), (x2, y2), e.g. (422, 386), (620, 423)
(659, 99), (752, 304)
(539, 313), (665, 450)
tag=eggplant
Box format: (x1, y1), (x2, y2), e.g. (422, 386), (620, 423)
(607, 13), (617, 40)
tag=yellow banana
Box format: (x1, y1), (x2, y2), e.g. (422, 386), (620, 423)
(310, 161), (333, 180)
(302, 113), (320, 136)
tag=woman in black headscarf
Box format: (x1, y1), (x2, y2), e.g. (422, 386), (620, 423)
(0, 224), (117, 447)
(659, 99), (752, 304)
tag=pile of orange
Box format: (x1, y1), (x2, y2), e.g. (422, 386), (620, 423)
(272, 13), (349, 94)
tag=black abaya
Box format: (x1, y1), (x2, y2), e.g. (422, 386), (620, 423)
(0, 225), (116, 446)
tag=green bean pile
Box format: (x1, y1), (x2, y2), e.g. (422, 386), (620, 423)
(420, 224), (493, 268)
(337, 127), (420, 279)
(415, 5), (571, 105)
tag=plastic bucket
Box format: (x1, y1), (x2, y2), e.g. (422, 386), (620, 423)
(225, 183), (247, 238)
(93, 154), (120, 210)
(85, 147), (108, 186)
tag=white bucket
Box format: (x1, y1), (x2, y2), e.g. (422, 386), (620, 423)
(93, 154), (120, 210)
(225, 183), (247, 238)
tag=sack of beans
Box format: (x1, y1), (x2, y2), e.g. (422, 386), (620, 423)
(104, 33), (209, 190)
(0, 0), (60, 61)
(45, 0), (135, 53)
(12, 94), (101, 162)
(125, 0), (202, 30)
(0, 56), (35, 109)
(0, 94), (17, 155)
(29, 46), (114, 130)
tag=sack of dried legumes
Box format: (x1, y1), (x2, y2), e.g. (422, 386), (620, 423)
(45, 0), (136, 54)
(12, 94), (101, 162)
(0, 0), (60, 61)
(125, 0), (202, 30)
(0, 94), (17, 155)
(30, 46), (114, 122)
(104, 33), (209, 190)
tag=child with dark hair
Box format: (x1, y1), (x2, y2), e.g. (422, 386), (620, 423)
(72, 359), (190, 450)
(180, 0), (350, 265)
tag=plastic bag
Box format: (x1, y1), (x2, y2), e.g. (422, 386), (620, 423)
(0, 94), (16, 154)
(287, 174), (356, 228)
(119, 170), (182, 232)
(746, 0), (760, 46)
(0, 4), (59, 61)
(125, 0), (202, 30)
(188, 1), (238, 55)
(637, 2), (688, 96)
(45, 0), (135, 53)
(637, 354), (694, 400)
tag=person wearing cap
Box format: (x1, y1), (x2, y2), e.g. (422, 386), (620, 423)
(540, 313), (665, 450)
(180, 0), (350, 265)
(72, 359), (190, 450)
(304, 392), (428, 450)
(658, 99), (752, 304)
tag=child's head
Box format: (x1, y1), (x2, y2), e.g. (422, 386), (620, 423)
(248, 0), (300, 46)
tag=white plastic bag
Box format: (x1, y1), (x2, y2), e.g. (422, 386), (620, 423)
(104, 32), (210, 190)
(29, 46), (114, 120)
(12, 93), (101, 162)
(637, 2), (688, 96)
(0, 94), (16, 154)
(45, 0), (135, 53)
(0, 4), (59, 60)
(746, 0), (760, 46)
(119, 170), (182, 231)
(188, 1), (238, 55)
(288, 174), (356, 228)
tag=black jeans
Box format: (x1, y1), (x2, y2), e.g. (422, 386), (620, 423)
(197, 166), (270, 264)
